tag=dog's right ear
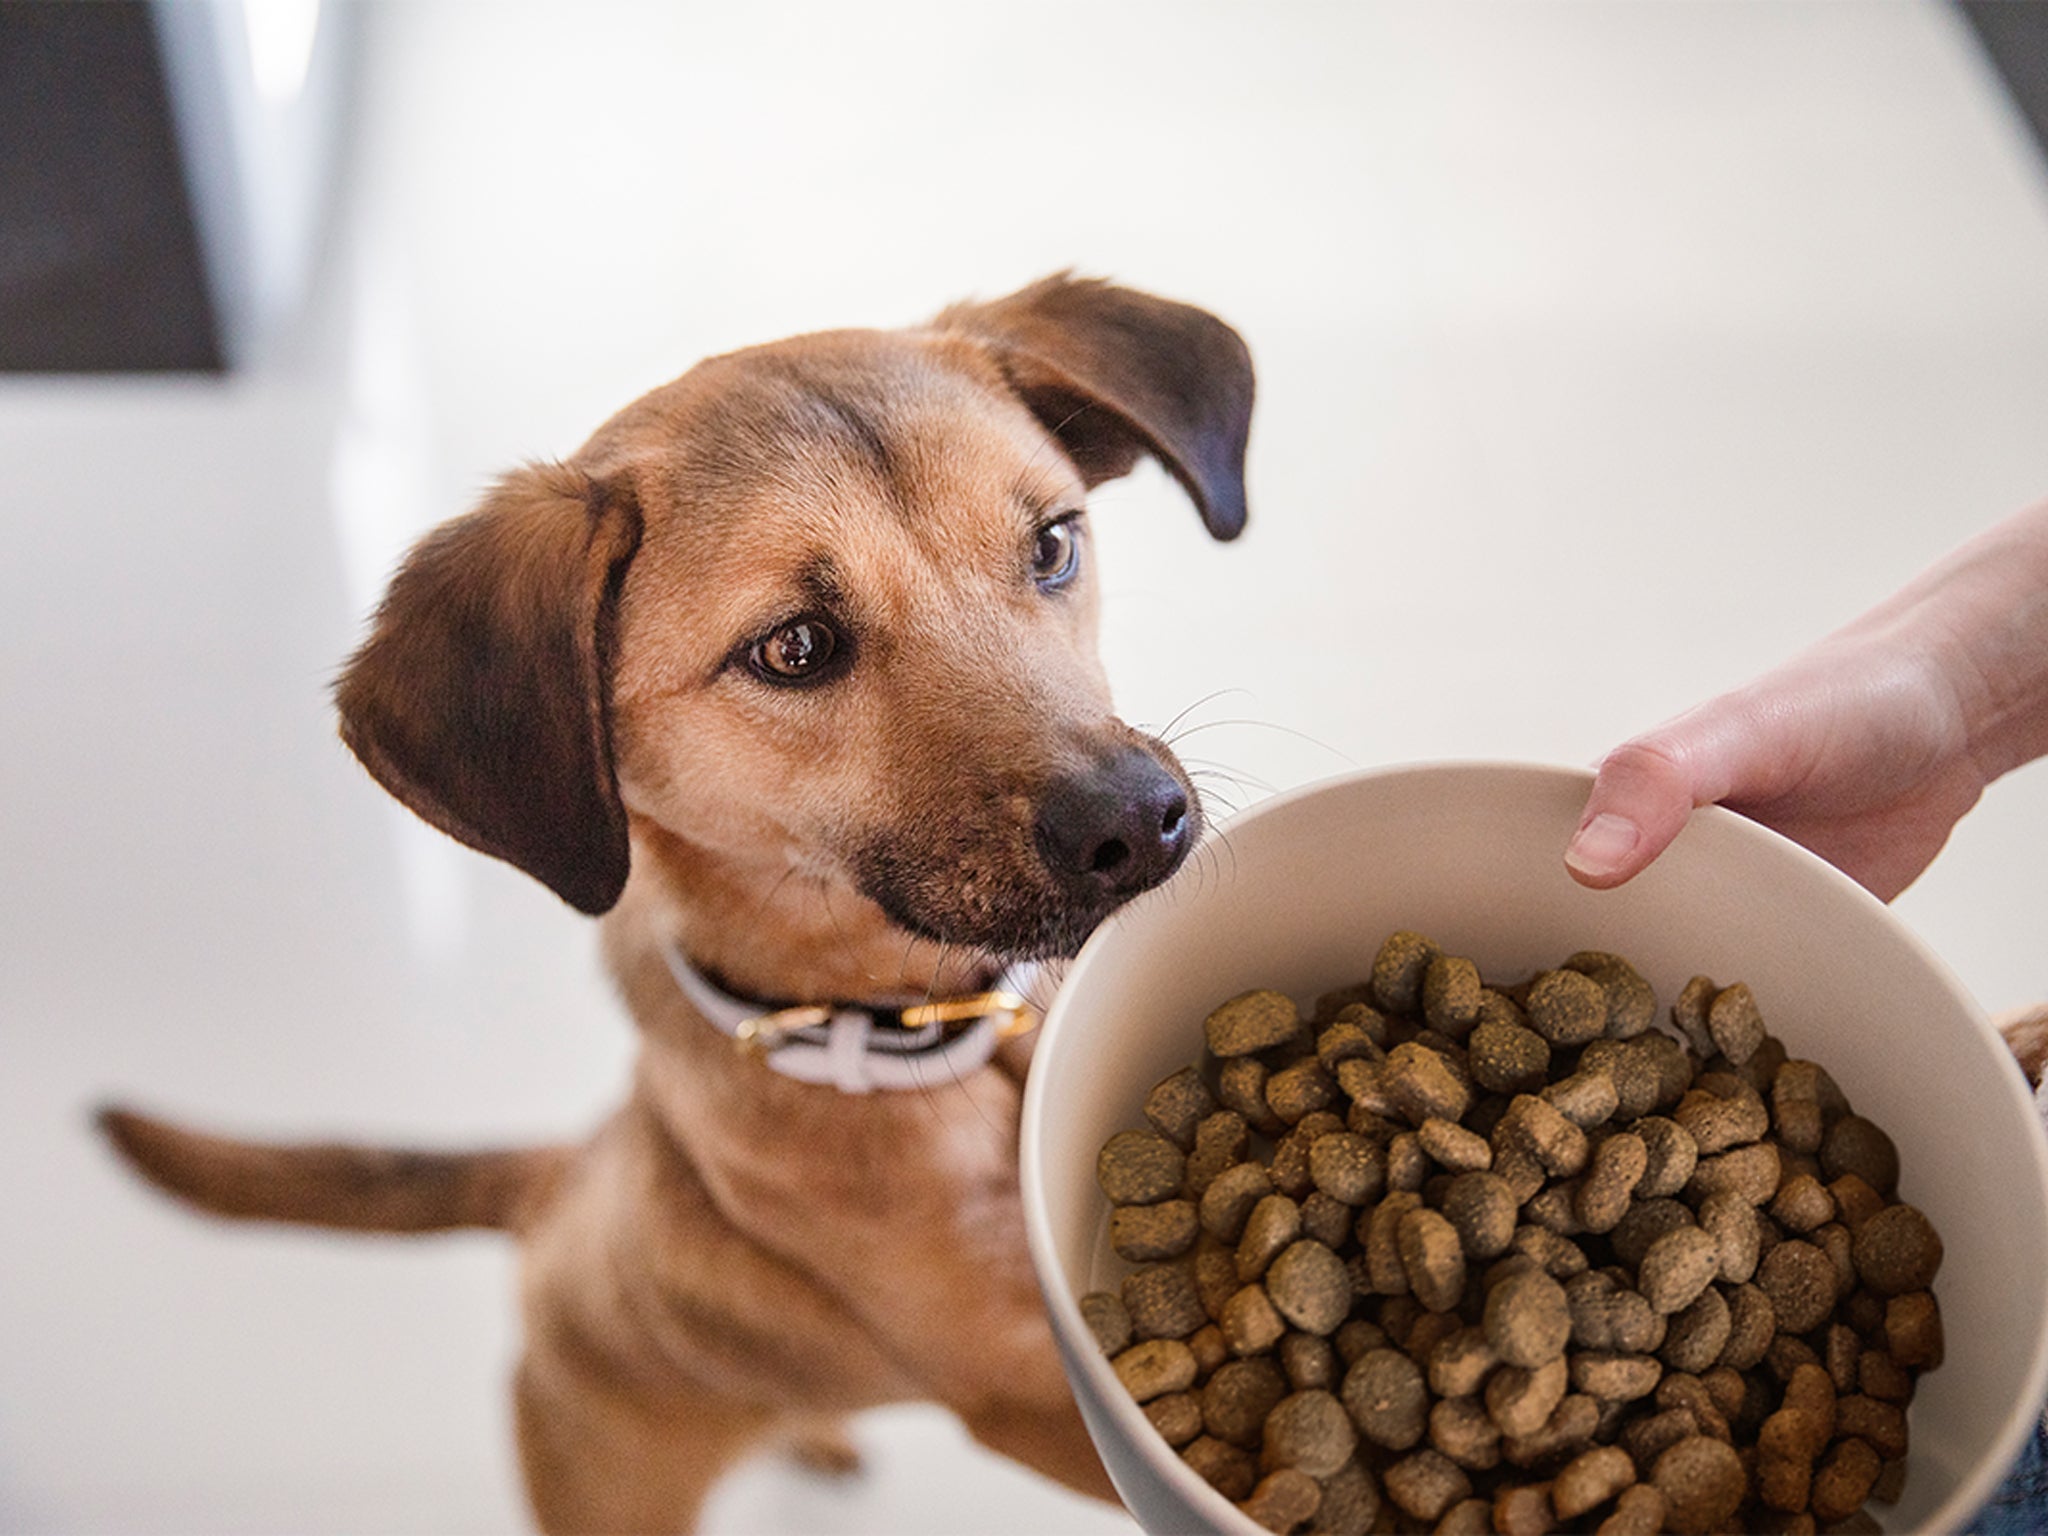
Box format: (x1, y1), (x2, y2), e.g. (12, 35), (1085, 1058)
(334, 462), (642, 916)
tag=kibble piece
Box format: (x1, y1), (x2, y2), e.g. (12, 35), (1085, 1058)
(1221, 1284), (1287, 1356)
(1371, 930), (1441, 1012)
(1572, 1351), (1662, 1404)
(1632, 1116), (1699, 1200)
(1836, 1394), (1909, 1461)
(1079, 1291), (1132, 1357)
(1821, 1114), (1900, 1197)
(1500, 1392), (1600, 1468)
(1266, 1059), (1339, 1125)
(1757, 1240), (1840, 1335)
(1811, 1435), (1884, 1524)
(1265, 1240), (1353, 1335)
(1582, 1038), (1662, 1121)
(1114, 1338), (1197, 1402)
(1270, 1112), (1343, 1200)
(1719, 1282), (1776, 1371)
(1828, 1172), (1885, 1230)
(1429, 1394), (1504, 1471)
(1189, 1322), (1229, 1376)
(1697, 1190), (1761, 1284)
(1184, 1110), (1251, 1195)
(1594, 1482), (1665, 1536)
(1380, 1447), (1472, 1523)
(1423, 954), (1484, 1035)
(1544, 1070), (1621, 1129)
(1219, 1058), (1289, 1137)
(1124, 1262), (1210, 1341)
(1526, 969), (1609, 1047)
(1884, 1290), (1944, 1368)
(1487, 1356), (1569, 1437)
(1565, 951), (1659, 1039)
(1468, 1018), (1552, 1095)
(1852, 1202), (1943, 1296)
(1384, 1131), (1429, 1193)
(1485, 1266), (1572, 1368)
(1364, 1190), (1424, 1295)
(1567, 1272), (1661, 1355)
(1201, 1162), (1276, 1242)
(1433, 1496), (1494, 1535)
(1553, 1442), (1637, 1519)
(1706, 982), (1766, 1064)
(1498, 1094), (1590, 1178)
(1609, 1197), (1695, 1270)
(1417, 1117), (1493, 1173)
(1307, 1132), (1384, 1206)
(1427, 1325), (1499, 1399)
(1650, 1434), (1746, 1534)
(1299, 1191), (1351, 1252)
(1674, 1075), (1770, 1154)
(1398, 1207), (1468, 1314)
(1240, 1466), (1320, 1533)
(1859, 1348), (1913, 1403)
(1576, 1132), (1648, 1233)
(1312, 1460), (1382, 1536)
(1342, 1346), (1429, 1450)
(1511, 1222), (1592, 1281)
(1192, 1244), (1241, 1323)
(1772, 1059), (1828, 1155)
(1686, 1141), (1781, 1206)
(1096, 1129), (1185, 1205)
(1279, 1331), (1337, 1392)
(1238, 1194), (1304, 1281)
(1143, 1389), (1203, 1448)
(1111, 1199), (1199, 1262)
(1660, 1286), (1732, 1377)
(1203, 1356), (1290, 1448)
(1385, 1041), (1473, 1125)
(1260, 1388), (1357, 1477)
(1639, 1226), (1722, 1315)
(1183, 1434), (1258, 1500)
(1145, 1065), (1218, 1150)
(1769, 1172), (1836, 1234)
(1206, 989), (1302, 1058)
(1671, 976), (1718, 1057)
(1491, 1482), (1556, 1536)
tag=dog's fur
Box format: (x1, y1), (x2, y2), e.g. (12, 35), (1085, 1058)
(100, 276), (1254, 1533)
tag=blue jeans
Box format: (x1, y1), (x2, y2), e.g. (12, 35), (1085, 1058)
(1972, 1416), (2048, 1534)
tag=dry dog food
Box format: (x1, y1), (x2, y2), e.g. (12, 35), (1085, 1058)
(1084, 933), (1943, 1534)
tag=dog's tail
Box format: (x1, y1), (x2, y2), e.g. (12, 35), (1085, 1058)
(96, 1105), (567, 1235)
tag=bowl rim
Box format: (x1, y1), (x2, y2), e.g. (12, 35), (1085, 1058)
(1020, 757), (2048, 1536)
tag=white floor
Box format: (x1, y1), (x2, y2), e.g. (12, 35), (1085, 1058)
(6, 3), (2048, 1532)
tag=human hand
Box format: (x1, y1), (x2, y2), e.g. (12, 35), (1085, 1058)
(1565, 501), (2048, 901)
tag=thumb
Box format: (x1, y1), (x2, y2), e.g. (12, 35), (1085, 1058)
(1564, 738), (1704, 889)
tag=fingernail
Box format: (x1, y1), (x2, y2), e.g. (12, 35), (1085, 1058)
(1565, 813), (1640, 880)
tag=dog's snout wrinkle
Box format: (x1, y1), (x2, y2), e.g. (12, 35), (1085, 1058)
(1036, 746), (1193, 901)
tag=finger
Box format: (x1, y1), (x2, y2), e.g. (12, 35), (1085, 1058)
(1564, 738), (1702, 889)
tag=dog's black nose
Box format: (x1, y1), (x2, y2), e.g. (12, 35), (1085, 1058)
(1035, 747), (1194, 902)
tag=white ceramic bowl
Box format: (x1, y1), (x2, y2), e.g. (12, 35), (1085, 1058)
(1021, 761), (2048, 1535)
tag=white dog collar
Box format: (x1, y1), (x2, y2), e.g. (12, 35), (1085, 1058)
(659, 941), (1041, 1095)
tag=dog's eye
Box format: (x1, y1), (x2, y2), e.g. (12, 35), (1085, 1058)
(750, 617), (842, 684)
(1032, 517), (1083, 591)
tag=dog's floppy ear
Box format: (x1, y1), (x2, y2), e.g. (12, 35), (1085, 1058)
(334, 462), (642, 916)
(937, 273), (1254, 540)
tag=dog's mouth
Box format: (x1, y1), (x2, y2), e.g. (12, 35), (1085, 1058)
(852, 745), (1201, 961)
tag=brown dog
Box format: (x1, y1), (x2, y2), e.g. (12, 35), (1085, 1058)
(101, 275), (1253, 1533)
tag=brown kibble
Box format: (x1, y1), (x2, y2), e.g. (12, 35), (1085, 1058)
(1096, 1129), (1185, 1205)
(1485, 1266), (1573, 1368)
(1566, 1272), (1663, 1355)
(1397, 1207), (1468, 1314)
(1429, 1394), (1504, 1471)
(1827, 1172), (1885, 1230)
(1114, 1338), (1197, 1402)
(1182, 1433), (1258, 1500)
(1417, 1116), (1493, 1173)
(1343, 1345), (1429, 1450)
(1260, 1388), (1356, 1477)
(1769, 1172), (1836, 1234)
(1468, 1018), (1553, 1095)
(1380, 1446), (1472, 1522)
(1313, 1460), (1383, 1536)
(1610, 1197), (1695, 1270)
(1145, 1065), (1218, 1151)
(1237, 1194), (1304, 1282)
(1836, 1394), (1909, 1461)
(1079, 1291), (1131, 1357)
(1571, 1351), (1663, 1404)
(1674, 1074), (1770, 1153)
(1423, 954), (1484, 1034)
(1593, 1482), (1665, 1536)
(1184, 1109), (1251, 1195)
(1859, 1348), (1913, 1403)
(1219, 1057), (1289, 1137)
(1820, 1115), (1899, 1198)
(1527, 969), (1609, 1047)
(1143, 1389), (1203, 1447)
(1265, 1058), (1339, 1125)
(1200, 1161), (1276, 1242)
(1492, 1481), (1556, 1536)
(1564, 951), (1659, 1039)
(1203, 1356), (1290, 1447)
(1221, 1284), (1287, 1356)
(1575, 1132), (1648, 1233)
(1500, 1392), (1600, 1468)
(1306, 1131), (1384, 1206)
(1719, 1282), (1776, 1371)
(1189, 1322), (1229, 1376)
(1884, 1289), (1943, 1369)
(1639, 1226), (1722, 1315)
(1240, 1466), (1321, 1533)
(1498, 1094), (1590, 1178)
(1650, 1434), (1746, 1534)
(1427, 1325), (1500, 1399)
(1511, 1222), (1592, 1280)
(1372, 930), (1441, 1013)
(1811, 1435), (1883, 1524)
(1686, 1140), (1781, 1205)
(1265, 1239), (1353, 1336)
(1707, 982), (1766, 1064)
(1385, 1041), (1473, 1125)
(1552, 1442), (1637, 1518)
(1633, 1116), (1699, 1200)
(1757, 1240), (1839, 1335)
(1206, 988), (1302, 1058)
(1658, 1287), (1731, 1374)
(1433, 1496), (1494, 1535)
(1192, 1245), (1240, 1323)
(1111, 1199), (1199, 1262)
(1544, 1070), (1621, 1129)
(1852, 1202), (1943, 1296)
(1671, 976), (1718, 1057)
(1123, 1263), (1208, 1340)
(1487, 1356), (1570, 1438)
(1434, 1171), (1513, 1261)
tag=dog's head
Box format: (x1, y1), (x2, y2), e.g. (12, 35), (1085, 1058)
(335, 275), (1252, 970)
